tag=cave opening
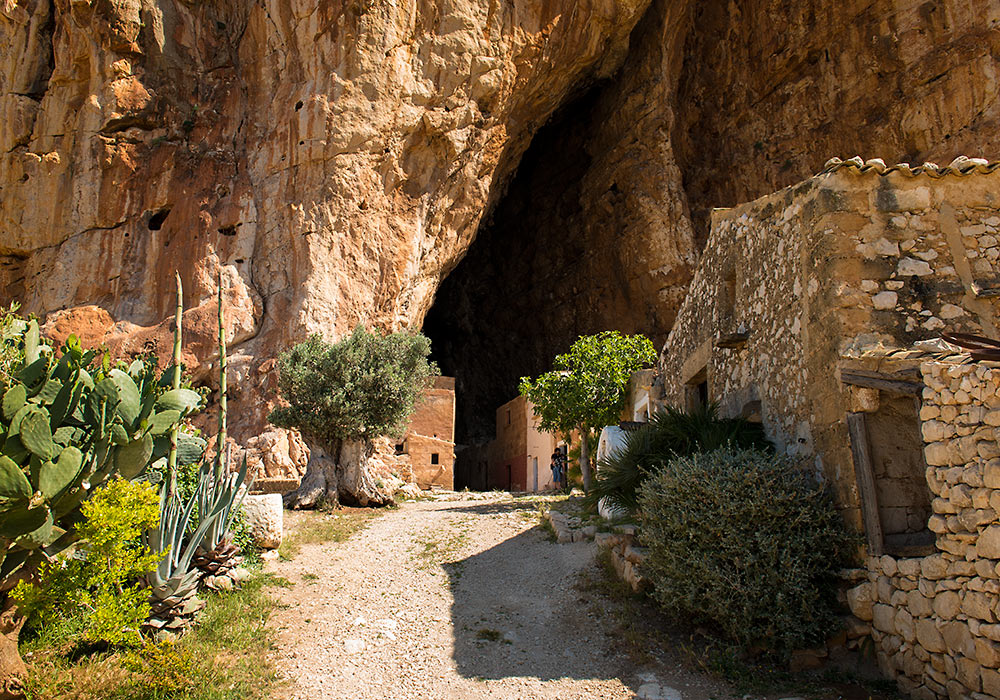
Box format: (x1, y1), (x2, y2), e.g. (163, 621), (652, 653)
(423, 83), (617, 488)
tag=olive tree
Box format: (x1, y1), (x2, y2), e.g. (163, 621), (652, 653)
(270, 326), (438, 508)
(518, 331), (656, 492)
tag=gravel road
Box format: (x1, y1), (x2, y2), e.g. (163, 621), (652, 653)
(268, 493), (729, 700)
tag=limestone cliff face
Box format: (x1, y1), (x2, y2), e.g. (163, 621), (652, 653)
(2, 0), (999, 463)
(426, 0), (1000, 443)
(0, 0), (651, 451)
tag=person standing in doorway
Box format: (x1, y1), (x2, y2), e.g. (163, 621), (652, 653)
(550, 451), (562, 491)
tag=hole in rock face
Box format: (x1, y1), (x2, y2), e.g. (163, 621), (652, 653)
(148, 208), (170, 230)
(424, 83), (641, 485)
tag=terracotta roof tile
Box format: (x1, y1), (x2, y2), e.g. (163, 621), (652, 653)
(822, 155), (1000, 178)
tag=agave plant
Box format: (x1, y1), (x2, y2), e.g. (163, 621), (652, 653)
(145, 271), (253, 623)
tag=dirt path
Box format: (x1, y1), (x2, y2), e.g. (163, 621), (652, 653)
(267, 493), (729, 700)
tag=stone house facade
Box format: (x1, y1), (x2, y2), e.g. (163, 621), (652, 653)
(396, 376), (457, 489)
(658, 156), (1000, 698)
(487, 395), (563, 492)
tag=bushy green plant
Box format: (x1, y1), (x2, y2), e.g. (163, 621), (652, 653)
(269, 326), (439, 442)
(0, 315), (197, 595)
(13, 479), (162, 648)
(587, 403), (769, 515)
(637, 446), (854, 654)
(228, 508), (260, 568)
(117, 640), (195, 696)
(519, 331), (656, 491)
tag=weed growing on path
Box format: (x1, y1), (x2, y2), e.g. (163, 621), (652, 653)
(413, 526), (469, 569)
(278, 508), (384, 560)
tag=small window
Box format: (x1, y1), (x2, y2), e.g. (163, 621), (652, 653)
(721, 260), (737, 322)
(685, 366), (709, 412)
(431, 453), (439, 465)
(506, 410), (511, 426)
(395, 443), (404, 455)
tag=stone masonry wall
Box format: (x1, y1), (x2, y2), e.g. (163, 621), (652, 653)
(847, 359), (1000, 700)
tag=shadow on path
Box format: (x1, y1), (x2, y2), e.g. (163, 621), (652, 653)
(443, 520), (632, 685)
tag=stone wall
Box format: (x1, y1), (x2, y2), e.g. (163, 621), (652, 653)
(659, 159), (1000, 697)
(846, 358), (1000, 700)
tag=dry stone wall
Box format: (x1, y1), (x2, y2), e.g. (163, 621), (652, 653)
(848, 359), (1000, 700)
(660, 160), (1000, 697)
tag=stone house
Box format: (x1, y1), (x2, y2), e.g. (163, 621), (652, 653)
(395, 376), (456, 490)
(658, 156), (1000, 698)
(487, 395), (564, 492)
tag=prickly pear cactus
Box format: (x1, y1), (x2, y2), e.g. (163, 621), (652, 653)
(0, 321), (203, 592)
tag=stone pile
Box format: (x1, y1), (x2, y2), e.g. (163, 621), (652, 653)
(595, 529), (648, 593)
(543, 509), (597, 543)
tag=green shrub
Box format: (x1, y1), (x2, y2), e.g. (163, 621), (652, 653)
(13, 479), (162, 649)
(116, 640), (195, 696)
(637, 446), (854, 654)
(268, 326), (438, 443)
(588, 403), (769, 515)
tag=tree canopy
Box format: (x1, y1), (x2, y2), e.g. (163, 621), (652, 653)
(518, 331), (656, 437)
(269, 326), (439, 443)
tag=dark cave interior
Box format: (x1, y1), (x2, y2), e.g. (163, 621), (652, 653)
(422, 85), (613, 461)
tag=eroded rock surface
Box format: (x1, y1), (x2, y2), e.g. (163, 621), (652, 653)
(3, 0), (999, 467)
(0, 0), (652, 454)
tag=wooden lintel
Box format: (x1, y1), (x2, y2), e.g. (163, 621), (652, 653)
(716, 332), (749, 349)
(840, 372), (922, 396)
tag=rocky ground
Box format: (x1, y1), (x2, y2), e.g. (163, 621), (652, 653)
(266, 492), (729, 700)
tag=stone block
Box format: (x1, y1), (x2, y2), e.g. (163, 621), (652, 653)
(957, 655), (982, 693)
(979, 558), (1000, 579)
(941, 621), (977, 657)
(978, 526), (1000, 559)
(923, 554), (950, 580)
(976, 637), (1000, 668)
(847, 582), (875, 621)
(878, 575), (895, 603)
(900, 558), (922, 577)
(982, 667), (1000, 696)
(963, 591), (998, 622)
(240, 493), (283, 549)
(896, 608), (916, 643)
(935, 590), (962, 620)
(908, 590), (934, 617)
(926, 442), (952, 467)
(873, 603), (897, 634)
(985, 459), (1000, 488)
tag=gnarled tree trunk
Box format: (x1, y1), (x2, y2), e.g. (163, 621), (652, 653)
(579, 425), (592, 493)
(284, 439), (393, 509)
(0, 598), (26, 700)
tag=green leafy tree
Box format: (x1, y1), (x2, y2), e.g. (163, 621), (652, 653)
(518, 331), (656, 491)
(269, 326), (438, 508)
